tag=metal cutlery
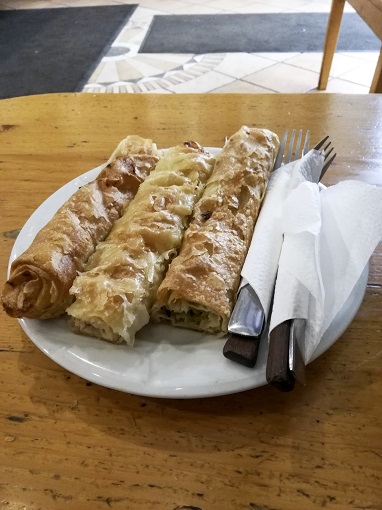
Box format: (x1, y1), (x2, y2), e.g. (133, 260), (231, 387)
(266, 135), (336, 391)
(223, 130), (336, 374)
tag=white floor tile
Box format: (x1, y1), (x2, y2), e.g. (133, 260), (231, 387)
(257, 0), (311, 10)
(143, 53), (194, 64)
(313, 78), (369, 94)
(137, 54), (192, 72)
(255, 52), (302, 62)
(338, 52), (380, 64)
(288, 2), (331, 12)
(338, 62), (377, 87)
(234, 3), (289, 13)
(96, 61), (120, 83)
(115, 60), (144, 81)
(243, 62), (319, 93)
(211, 80), (275, 93)
(214, 53), (275, 79)
(284, 52), (367, 78)
(288, 2), (353, 12)
(139, 0), (190, 14)
(206, 0), (254, 10)
(115, 27), (147, 45)
(129, 6), (163, 21)
(173, 5), (228, 14)
(127, 58), (170, 77)
(2, 0), (68, 6)
(305, 0), (333, 7)
(283, 52), (325, 73)
(61, 0), (120, 5)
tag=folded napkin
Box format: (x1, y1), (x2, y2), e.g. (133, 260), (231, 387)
(241, 150), (382, 364)
(270, 179), (382, 362)
(241, 149), (324, 320)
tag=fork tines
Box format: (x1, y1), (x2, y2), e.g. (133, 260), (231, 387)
(274, 129), (311, 170)
(318, 140), (337, 179)
(275, 130), (336, 179)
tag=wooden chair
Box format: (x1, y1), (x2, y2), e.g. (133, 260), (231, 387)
(318, 0), (382, 93)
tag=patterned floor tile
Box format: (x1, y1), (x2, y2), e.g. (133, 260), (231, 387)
(163, 70), (235, 93)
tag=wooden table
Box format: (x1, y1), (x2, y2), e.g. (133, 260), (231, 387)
(1, 93), (382, 510)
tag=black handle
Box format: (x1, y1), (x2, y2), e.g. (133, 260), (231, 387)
(223, 333), (261, 368)
(266, 320), (295, 391)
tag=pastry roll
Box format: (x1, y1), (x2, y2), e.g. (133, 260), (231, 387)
(152, 126), (280, 335)
(67, 142), (216, 345)
(2, 135), (159, 319)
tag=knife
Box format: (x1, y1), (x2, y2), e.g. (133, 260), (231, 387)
(223, 284), (264, 367)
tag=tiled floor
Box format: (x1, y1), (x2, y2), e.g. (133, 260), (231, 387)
(0, 0), (379, 94)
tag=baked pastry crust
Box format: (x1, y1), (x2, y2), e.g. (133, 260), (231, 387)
(67, 142), (216, 345)
(2, 135), (159, 319)
(152, 126), (280, 335)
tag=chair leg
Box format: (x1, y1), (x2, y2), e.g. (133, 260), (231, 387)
(370, 47), (382, 93)
(318, 0), (346, 91)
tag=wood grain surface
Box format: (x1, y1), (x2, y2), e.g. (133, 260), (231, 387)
(0, 93), (381, 510)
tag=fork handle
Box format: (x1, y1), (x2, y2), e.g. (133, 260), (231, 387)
(266, 320), (295, 392)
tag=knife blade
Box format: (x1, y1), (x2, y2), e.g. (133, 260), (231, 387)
(223, 284), (265, 367)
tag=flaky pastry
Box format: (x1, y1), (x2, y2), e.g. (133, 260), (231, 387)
(2, 135), (159, 319)
(67, 142), (216, 345)
(152, 126), (280, 335)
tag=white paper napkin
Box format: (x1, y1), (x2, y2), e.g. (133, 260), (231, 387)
(240, 149), (324, 319)
(269, 179), (382, 363)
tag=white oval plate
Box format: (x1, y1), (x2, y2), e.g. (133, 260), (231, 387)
(9, 149), (368, 398)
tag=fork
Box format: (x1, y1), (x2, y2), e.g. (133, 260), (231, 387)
(222, 130), (336, 370)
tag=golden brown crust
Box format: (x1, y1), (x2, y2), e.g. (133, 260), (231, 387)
(67, 143), (216, 346)
(2, 135), (159, 319)
(152, 126), (280, 334)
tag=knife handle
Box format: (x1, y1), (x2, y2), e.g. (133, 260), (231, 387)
(266, 320), (295, 392)
(223, 333), (261, 368)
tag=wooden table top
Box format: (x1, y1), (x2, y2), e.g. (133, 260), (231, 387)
(0, 93), (381, 510)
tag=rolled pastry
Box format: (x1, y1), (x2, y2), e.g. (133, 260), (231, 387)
(67, 142), (216, 345)
(2, 135), (159, 319)
(152, 126), (280, 335)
